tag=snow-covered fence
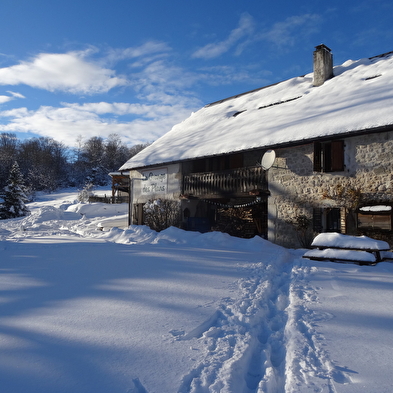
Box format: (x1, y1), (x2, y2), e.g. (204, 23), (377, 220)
(88, 195), (128, 204)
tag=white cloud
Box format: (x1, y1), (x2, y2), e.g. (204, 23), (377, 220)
(196, 64), (272, 87)
(62, 101), (196, 119)
(0, 50), (127, 94)
(0, 42), (205, 148)
(0, 90), (25, 104)
(126, 58), (203, 108)
(261, 14), (321, 47)
(7, 91), (25, 99)
(192, 13), (321, 60)
(0, 95), (13, 104)
(192, 13), (255, 59)
(0, 102), (195, 147)
(134, 59), (197, 91)
(0, 30), (286, 149)
(107, 41), (172, 63)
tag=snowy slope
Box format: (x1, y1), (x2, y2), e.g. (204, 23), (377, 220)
(120, 52), (393, 170)
(1, 190), (393, 393)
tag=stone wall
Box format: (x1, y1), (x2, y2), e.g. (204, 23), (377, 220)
(265, 131), (393, 248)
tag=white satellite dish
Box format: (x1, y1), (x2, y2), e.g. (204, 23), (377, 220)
(261, 149), (276, 170)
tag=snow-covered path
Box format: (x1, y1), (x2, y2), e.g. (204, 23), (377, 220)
(177, 243), (293, 393)
(1, 191), (393, 392)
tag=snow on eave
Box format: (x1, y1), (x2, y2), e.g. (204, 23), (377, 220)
(119, 51), (393, 171)
(120, 123), (393, 172)
(109, 171), (129, 176)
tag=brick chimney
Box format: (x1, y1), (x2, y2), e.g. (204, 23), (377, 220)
(313, 44), (333, 86)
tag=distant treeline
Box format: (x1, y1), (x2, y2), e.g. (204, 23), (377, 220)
(0, 132), (148, 193)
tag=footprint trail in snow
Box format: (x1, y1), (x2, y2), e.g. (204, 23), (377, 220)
(175, 250), (352, 393)
(177, 248), (293, 393)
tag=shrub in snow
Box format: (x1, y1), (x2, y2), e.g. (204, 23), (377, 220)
(77, 182), (94, 203)
(287, 214), (314, 248)
(143, 198), (181, 231)
(0, 162), (30, 219)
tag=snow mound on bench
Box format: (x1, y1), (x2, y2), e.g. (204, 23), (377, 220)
(311, 232), (389, 250)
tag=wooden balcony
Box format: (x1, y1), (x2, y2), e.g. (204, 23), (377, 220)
(183, 166), (268, 199)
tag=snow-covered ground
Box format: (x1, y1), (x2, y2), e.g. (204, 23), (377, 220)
(1, 189), (392, 393)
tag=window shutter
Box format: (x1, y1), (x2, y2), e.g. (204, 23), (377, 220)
(331, 140), (344, 171)
(313, 142), (322, 172)
(313, 208), (323, 232)
(322, 143), (332, 172)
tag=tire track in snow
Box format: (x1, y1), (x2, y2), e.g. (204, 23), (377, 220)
(177, 249), (293, 393)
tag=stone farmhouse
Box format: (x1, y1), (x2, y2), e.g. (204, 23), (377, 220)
(119, 45), (393, 248)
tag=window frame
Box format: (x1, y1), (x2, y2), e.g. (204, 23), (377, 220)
(357, 205), (393, 231)
(313, 207), (342, 233)
(314, 140), (345, 172)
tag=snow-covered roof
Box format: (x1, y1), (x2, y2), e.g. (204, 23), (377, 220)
(120, 51), (393, 171)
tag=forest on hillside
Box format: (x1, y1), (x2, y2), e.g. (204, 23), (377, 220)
(0, 132), (147, 194)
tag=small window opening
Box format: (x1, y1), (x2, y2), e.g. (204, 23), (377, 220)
(365, 74), (382, 81)
(258, 96), (302, 110)
(232, 110), (247, 117)
(314, 140), (344, 172)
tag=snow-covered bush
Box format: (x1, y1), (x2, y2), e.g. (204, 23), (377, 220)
(143, 198), (181, 231)
(77, 182), (94, 203)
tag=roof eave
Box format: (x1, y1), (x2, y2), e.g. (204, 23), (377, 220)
(121, 123), (393, 172)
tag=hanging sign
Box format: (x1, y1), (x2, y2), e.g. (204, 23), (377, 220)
(141, 168), (168, 195)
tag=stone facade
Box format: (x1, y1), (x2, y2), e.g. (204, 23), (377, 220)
(128, 131), (393, 247)
(266, 130), (393, 248)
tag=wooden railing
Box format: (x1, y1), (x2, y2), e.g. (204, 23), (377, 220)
(183, 166), (267, 198)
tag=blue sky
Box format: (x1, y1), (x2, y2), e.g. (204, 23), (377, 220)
(0, 0), (392, 149)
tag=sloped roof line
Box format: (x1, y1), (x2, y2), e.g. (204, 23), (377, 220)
(125, 123), (393, 171)
(205, 79), (285, 108)
(369, 50), (393, 60)
(119, 49), (393, 172)
(205, 50), (393, 110)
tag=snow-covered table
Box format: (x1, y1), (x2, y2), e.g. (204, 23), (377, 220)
(303, 232), (391, 265)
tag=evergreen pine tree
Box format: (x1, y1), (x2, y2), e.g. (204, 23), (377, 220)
(0, 162), (30, 219)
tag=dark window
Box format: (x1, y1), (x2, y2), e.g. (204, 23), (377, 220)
(357, 206), (392, 231)
(326, 208), (341, 232)
(227, 153), (243, 169)
(314, 140), (344, 172)
(313, 207), (341, 233)
(192, 158), (206, 173)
